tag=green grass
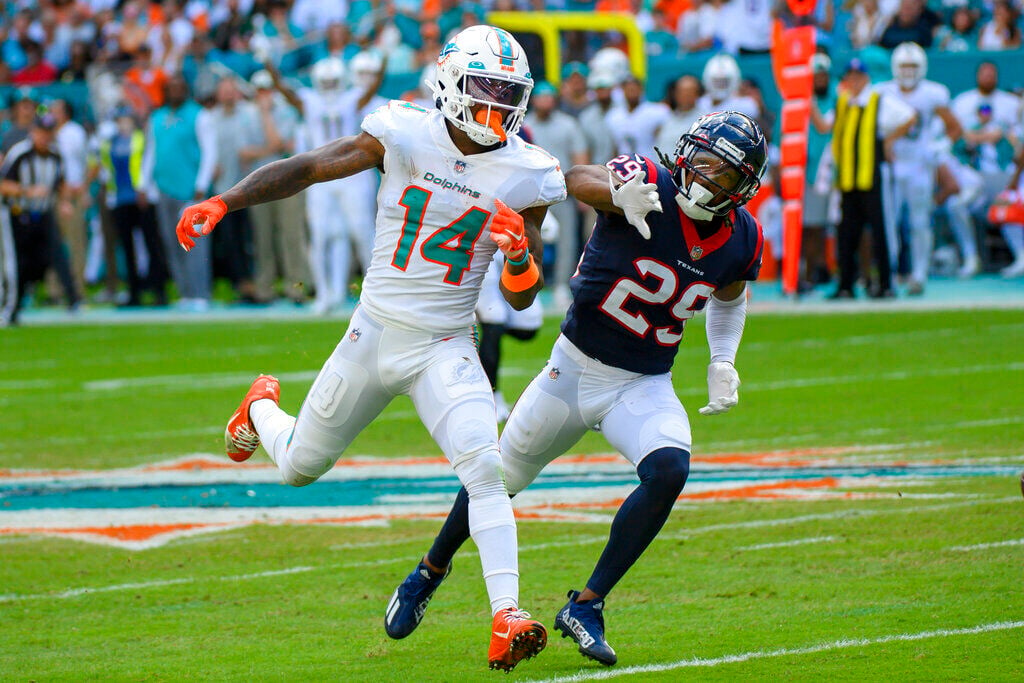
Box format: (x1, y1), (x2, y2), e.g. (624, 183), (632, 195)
(1, 310), (1023, 680)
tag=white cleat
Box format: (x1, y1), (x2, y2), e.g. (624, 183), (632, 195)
(1000, 258), (1024, 279)
(957, 255), (980, 279)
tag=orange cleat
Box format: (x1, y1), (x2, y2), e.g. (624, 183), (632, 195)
(487, 607), (547, 672)
(224, 374), (280, 462)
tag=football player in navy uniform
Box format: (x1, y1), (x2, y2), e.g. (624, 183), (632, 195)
(384, 112), (767, 666)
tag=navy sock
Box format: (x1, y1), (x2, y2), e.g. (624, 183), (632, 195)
(426, 486), (471, 570)
(585, 447), (690, 597)
(477, 323), (503, 390)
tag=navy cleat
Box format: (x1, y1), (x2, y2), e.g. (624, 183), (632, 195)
(554, 590), (617, 665)
(384, 561), (451, 639)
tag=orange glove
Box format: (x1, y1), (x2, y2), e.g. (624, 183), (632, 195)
(176, 195), (228, 252)
(490, 199), (528, 261)
(989, 190), (1024, 224)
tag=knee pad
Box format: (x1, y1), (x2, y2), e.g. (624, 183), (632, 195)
(638, 447), (690, 499)
(453, 444), (507, 500)
(279, 465), (318, 488)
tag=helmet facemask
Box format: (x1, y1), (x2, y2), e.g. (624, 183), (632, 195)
(431, 25), (533, 147)
(895, 61), (923, 89)
(672, 136), (762, 222)
(311, 58), (346, 99)
(434, 72), (531, 146)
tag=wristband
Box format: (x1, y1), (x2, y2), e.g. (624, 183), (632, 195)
(501, 254), (540, 292)
(505, 248), (530, 267)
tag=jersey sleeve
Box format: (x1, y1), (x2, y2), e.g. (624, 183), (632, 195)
(1, 149), (20, 181)
(516, 141), (568, 208)
(605, 153), (658, 183)
(534, 163), (568, 207)
(361, 99), (429, 149)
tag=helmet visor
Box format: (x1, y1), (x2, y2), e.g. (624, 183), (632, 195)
(464, 75), (529, 109)
(685, 148), (745, 202)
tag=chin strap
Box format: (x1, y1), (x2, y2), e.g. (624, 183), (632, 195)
(676, 184), (716, 222)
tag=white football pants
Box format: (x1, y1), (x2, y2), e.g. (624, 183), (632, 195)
(306, 176), (376, 308)
(250, 306), (520, 614)
(499, 335), (692, 494)
(891, 169), (936, 284)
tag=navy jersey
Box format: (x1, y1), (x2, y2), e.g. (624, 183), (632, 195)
(561, 154), (764, 375)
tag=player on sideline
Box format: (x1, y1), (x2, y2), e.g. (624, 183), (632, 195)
(174, 26), (566, 673)
(384, 111), (767, 666)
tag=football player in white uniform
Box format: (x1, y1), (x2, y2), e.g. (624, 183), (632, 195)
(175, 26), (566, 672)
(696, 54), (760, 119)
(934, 141), (984, 278)
(876, 42), (962, 295)
(264, 55), (385, 313)
(337, 51), (388, 280)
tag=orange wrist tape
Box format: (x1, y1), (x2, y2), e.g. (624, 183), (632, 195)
(501, 254), (539, 293)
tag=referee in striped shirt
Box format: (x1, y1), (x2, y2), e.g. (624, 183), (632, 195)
(0, 112), (79, 326)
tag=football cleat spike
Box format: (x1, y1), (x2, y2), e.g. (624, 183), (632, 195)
(384, 561), (451, 639)
(225, 374), (280, 462)
(487, 607), (547, 672)
(554, 590), (617, 666)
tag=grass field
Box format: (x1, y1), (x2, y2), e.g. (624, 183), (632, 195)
(2, 309), (1023, 680)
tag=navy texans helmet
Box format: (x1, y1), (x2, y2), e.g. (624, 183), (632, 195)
(669, 111), (767, 221)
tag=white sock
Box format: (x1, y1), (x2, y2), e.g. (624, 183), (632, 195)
(250, 398), (295, 466)
(1003, 224), (1024, 260)
(910, 224), (933, 284)
(945, 198), (978, 260)
(468, 491), (519, 615)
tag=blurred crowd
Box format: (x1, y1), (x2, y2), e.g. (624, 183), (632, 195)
(0, 1), (1023, 323)
(1, 0), (1020, 92)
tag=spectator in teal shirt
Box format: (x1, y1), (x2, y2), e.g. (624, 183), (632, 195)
(804, 53), (838, 290)
(140, 76), (217, 311)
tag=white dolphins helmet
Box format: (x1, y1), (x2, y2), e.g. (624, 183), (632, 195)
(311, 57), (346, 95)
(588, 47), (630, 86)
(702, 53), (741, 102)
(350, 51), (384, 92)
(431, 25), (533, 146)
(891, 42), (927, 89)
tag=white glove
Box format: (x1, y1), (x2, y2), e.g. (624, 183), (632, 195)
(250, 33), (272, 65)
(609, 171), (662, 239)
(699, 361), (740, 415)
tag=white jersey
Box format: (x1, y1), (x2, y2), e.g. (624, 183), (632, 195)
(360, 101), (566, 333)
(875, 79), (951, 174)
(951, 88), (1021, 174)
(605, 101), (671, 160)
(341, 92), (387, 196)
(298, 88), (361, 152)
(695, 94), (760, 119)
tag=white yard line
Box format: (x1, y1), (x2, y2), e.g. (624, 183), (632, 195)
(703, 415), (1024, 452)
(83, 370), (320, 392)
(1, 496), (1015, 604)
(0, 566), (316, 603)
(525, 621), (1024, 682)
(947, 538), (1024, 552)
(738, 536), (838, 551)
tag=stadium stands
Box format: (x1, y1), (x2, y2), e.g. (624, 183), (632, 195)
(0, 0), (1022, 322)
